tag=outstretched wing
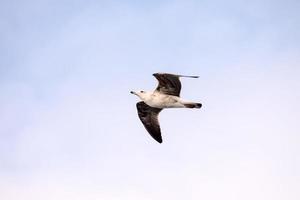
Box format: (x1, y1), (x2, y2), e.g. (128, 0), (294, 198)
(153, 73), (182, 96)
(153, 73), (199, 97)
(136, 101), (163, 143)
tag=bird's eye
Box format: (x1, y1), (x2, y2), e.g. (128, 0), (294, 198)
(141, 91), (145, 93)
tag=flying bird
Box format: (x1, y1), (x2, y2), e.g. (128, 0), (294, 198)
(131, 73), (202, 143)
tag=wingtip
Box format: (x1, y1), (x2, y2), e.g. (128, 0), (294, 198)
(153, 73), (199, 78)
(180, 75), (199, 78)
(154, 136), (163, 143)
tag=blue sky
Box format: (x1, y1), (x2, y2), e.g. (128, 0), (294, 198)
(1, 0), (300, 199)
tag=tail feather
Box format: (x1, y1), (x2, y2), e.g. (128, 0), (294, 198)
(184, 103), (202, 109)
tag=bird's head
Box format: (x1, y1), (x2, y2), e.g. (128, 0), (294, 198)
(130, 90), (149, 100)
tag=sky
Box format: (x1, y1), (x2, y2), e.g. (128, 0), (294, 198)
(1, 0), (300, 199)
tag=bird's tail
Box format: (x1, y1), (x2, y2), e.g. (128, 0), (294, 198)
(184, 102), (202, 109)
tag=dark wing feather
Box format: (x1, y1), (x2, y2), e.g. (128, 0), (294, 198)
(136, 101), (163, 143)
(153, 73), (182, 96)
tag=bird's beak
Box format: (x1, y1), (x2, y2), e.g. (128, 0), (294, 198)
(130, 91), (136, 95)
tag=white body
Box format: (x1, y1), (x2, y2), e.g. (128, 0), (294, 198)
(135, 91), (192, 109)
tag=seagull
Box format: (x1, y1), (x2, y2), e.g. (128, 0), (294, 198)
(131, 73), (202, 143)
